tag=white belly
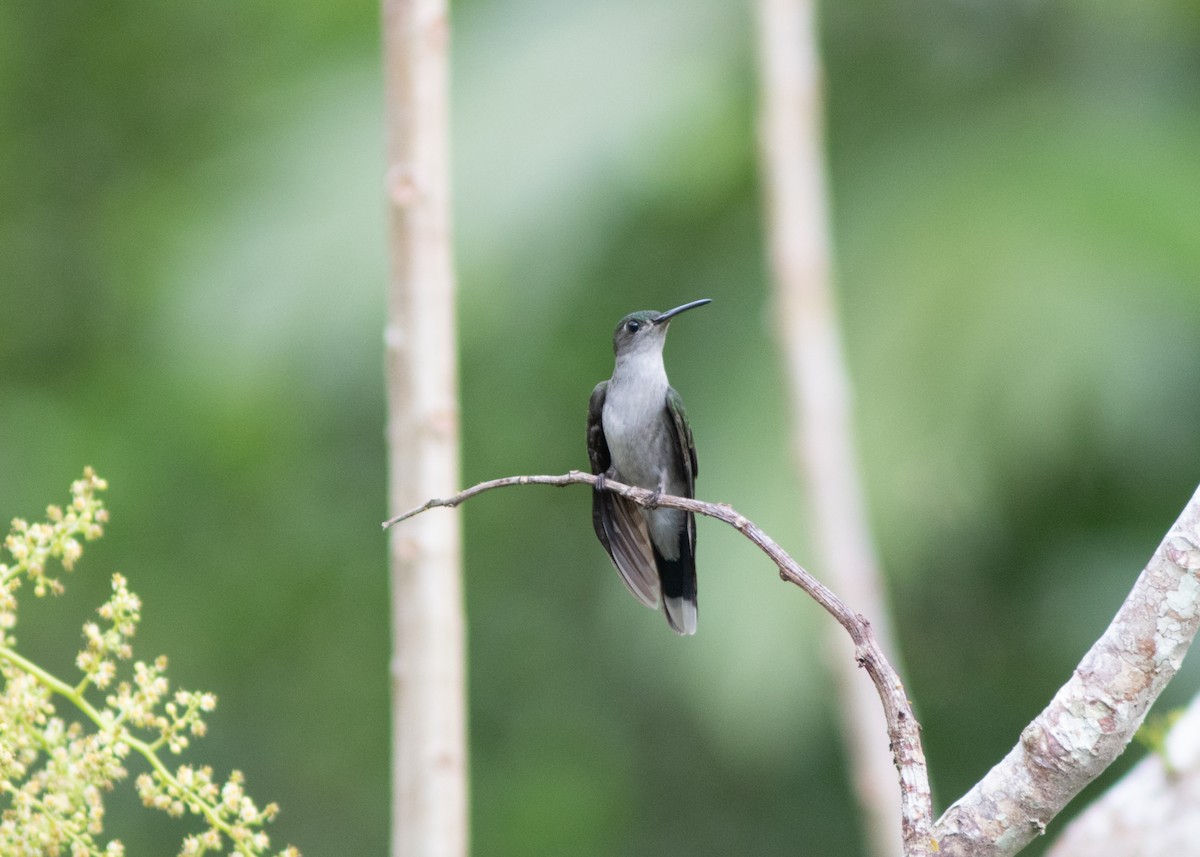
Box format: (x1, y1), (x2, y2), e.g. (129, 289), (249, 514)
(602, 381), (687, 559)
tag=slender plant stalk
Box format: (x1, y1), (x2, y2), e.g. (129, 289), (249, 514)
(754, 1), (906, 854)
(381, 0), (468, 855)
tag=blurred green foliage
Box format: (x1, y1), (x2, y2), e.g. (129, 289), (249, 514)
(3, 0), (1200, 854)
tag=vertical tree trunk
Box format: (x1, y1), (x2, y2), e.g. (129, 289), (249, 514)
(382, 2), (468, 856)
(754, 1), (904, 854)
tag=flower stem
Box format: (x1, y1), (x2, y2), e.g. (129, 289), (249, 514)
(0, 644), (238, 841)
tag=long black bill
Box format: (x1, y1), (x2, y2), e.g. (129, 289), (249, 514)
(652, 298), (712, 325)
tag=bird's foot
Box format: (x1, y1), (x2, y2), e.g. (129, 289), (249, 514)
(645, 489), (663, 509)
(594, 473), (607, 493)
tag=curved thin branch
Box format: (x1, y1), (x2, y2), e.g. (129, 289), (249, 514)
(384, 471), (935, 857)
(933, 482), (1200, 856)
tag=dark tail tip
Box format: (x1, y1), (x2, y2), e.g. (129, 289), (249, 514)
(653, 541), (697, 635)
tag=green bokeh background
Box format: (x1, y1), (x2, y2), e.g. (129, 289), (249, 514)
(3, 1), (1200, 854)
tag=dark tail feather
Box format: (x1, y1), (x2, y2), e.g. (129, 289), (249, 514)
(653, 533), (697, 635)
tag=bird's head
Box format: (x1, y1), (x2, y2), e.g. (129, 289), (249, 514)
(611, 299), (711, 357)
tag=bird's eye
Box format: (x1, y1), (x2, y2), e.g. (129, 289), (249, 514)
(626, 320), (641, 333)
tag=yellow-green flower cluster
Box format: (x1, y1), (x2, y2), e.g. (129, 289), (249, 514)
(137, 767), (295, 856)
(0, 471), (300, 857)
(106, 653), (215, 754)
(0, 467), (108, 638)
(0, 714), (130, 855)
(76, 573), (139, 690)
(0, 666), (55, 783)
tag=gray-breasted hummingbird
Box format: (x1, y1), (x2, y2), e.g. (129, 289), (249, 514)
(586, 299), (711, 635)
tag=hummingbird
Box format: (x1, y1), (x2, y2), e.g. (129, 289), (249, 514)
(586, 299), (711, 635)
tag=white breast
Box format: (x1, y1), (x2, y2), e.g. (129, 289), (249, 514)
(602, 349), (672, 491)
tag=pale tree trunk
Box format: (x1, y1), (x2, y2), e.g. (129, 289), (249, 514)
(754, 1), (905, 855)
(382, 1), (468, 856)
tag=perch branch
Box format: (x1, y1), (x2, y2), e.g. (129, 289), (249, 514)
(383, 471), (935, 856)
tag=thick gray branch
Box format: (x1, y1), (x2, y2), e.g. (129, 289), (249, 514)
(1045, 690), (1200, 857)
(933, 483), (1200, 856)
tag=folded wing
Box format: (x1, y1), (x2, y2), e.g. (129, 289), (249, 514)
(587, 381), (661, 608)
